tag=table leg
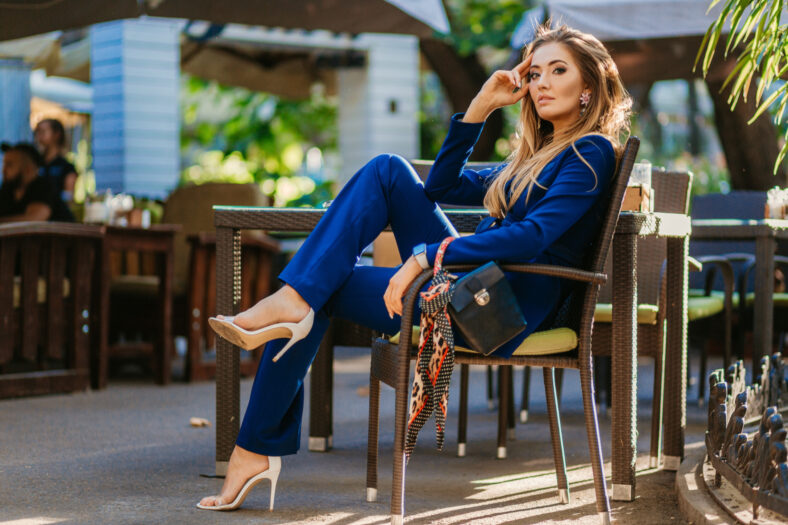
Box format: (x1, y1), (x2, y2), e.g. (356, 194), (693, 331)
(753, 235), (776, 371)
(309, 320), (335, 452)
(93, 236), (110, 390)
(611, 232), (637, 501)
(662, 237), (688, 471)
(215, 227), (242, 476)
(156, 244), (174, 385)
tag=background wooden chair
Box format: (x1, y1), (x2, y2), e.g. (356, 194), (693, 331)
(0, 223), (102, 398)
(108, 182), (279, 382)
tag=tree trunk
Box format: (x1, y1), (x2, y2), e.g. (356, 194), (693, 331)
(706, 78), (786, 190)
(420, 38), (503, 161)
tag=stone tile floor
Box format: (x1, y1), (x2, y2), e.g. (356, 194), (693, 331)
(0, 349), (713, 524)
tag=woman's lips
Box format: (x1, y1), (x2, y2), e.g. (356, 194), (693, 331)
(537, 96), (554, 104)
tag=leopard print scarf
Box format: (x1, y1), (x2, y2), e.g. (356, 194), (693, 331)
(405, 237), (456, 461)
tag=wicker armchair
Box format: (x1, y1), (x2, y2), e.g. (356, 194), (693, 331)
(688, 191), (771, 399)
(365, 137), (640, 525)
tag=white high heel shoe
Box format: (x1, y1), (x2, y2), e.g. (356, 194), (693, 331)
(196, 456), (282, 511)
(208, 309), (315, 362)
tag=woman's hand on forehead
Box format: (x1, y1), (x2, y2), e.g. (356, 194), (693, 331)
(511, 53), (533, 93)
(463, 52), (533, 122)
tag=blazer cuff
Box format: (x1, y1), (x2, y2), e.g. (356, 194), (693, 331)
(449, 112), (486, 142)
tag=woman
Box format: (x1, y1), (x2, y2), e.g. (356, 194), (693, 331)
(34, 118), (78, 202)
(199, 24), (631, 511)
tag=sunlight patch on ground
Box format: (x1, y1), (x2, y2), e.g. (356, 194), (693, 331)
(0, 518), (68, 525)
(285, 512), (389, 524)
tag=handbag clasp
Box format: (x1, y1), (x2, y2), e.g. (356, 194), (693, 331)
(474, 289), (490, 306)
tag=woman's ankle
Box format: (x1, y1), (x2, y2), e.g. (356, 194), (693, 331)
(281, 285), (311, 313)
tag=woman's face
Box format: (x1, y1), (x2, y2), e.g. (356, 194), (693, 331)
(527, 42), (587, 133)
(34, 122), (56, 149)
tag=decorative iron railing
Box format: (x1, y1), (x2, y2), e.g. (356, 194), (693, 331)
(705, 353), (788, 519)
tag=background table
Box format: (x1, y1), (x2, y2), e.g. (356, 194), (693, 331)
(211, 206), (690, 503)
(691, 219), (788, 371)
(95, 224), (179, 388)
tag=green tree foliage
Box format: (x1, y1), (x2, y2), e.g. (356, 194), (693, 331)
(696, 0), (788, 172)
(180, 76), (336, 206)
(419, 1), (532, 160)
(443, 0), (531, 56)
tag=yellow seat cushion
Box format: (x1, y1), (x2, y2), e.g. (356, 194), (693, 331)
(12, 276), (71, 308)
(689, 289), (740, 308)
(688, 289), (788, 308)
(687, 296), (724, 321)
(593, 303), (659, 325)
(388, 326), (577, 356)
(110, 275), (160, 295)
(741, 291), (788, 307)
(770, 292), (788, 307)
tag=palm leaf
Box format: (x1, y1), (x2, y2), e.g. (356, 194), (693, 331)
(774, 142), (788, 173)
(725, 1), (751, 54)
(749, 82), (787, 122)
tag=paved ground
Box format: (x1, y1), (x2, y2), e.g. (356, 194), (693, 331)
(0, 349), (712, 524)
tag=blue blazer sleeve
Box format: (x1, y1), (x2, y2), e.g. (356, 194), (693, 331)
(423, 113), (500, 206)
(426, 135), (616, 266)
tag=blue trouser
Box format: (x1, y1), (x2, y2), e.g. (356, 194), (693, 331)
(235, 154), (460, 456)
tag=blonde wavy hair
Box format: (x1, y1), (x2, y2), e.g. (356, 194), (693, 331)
(483, 24), (632, 219)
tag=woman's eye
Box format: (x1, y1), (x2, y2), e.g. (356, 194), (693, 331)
(528, 72), (540, 81)
(554, 67), (566, 74)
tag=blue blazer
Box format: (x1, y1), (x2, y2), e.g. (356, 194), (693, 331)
(422, 113), (616, 357)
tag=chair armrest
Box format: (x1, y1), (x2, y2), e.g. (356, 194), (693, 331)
(238, 233), (280, 253)
(692, 256), (736, 304)
(443, 263), (607, 285)
(721, 253), (756, 264)
(395, 262), (605, 353)
(687, 256), (703, 272)
(187, 231), (281, 253)
(737, 254), (788, 302)
(397, 270), (437, 351)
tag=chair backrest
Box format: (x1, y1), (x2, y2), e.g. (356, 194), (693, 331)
(409, 159), (497, 184)
(586, 137), (640, 275)
(550, 138), (638, 333)
(163, 182), (269, 295)
(692, 191), (766, 219)
(690, 190), (768, 292)
(597, 168), (693, 304)
(370, 160), (498, 267)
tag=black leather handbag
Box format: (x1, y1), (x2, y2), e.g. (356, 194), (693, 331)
(447, 261), (528, 356)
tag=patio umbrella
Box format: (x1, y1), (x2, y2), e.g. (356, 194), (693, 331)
(508, 0), (732, 84)
(179, 23), (367, 99)
(0, 0), (450, 42)
(0, 23), (364, 99)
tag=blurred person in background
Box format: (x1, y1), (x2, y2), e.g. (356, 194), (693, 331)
(0, 142), (73, 223)
(35, 118), (78, 203)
